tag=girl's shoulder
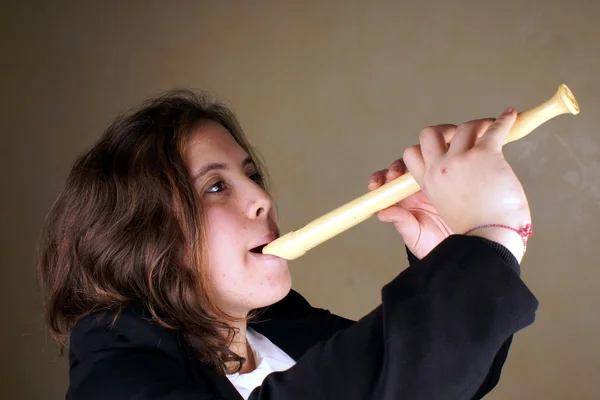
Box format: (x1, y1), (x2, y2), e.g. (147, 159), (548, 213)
(69, 306), (187, 366)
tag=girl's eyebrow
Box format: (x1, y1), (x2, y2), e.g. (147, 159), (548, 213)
(192, 156), (254, 181)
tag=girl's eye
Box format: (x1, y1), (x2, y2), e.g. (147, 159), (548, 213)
(206, 181), (226, 194)
(205, 173), (263, 194)
(250, 172), (264, 186)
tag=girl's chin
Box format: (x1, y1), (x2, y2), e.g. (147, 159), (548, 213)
(256, 275), (293, 308)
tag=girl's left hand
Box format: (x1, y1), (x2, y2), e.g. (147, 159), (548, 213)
(368, 157), (453, 260)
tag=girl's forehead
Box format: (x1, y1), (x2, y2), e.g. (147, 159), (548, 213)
(185, 122), (249, 168)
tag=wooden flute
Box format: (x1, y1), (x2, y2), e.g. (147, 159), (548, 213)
(262, 84), (580, 260)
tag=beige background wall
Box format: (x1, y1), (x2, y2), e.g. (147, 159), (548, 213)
(2, 1), (598, 399)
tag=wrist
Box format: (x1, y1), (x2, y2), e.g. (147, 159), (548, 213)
(464, 223), (532, 264)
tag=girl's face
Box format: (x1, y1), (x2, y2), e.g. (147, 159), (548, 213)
(184, 121), (291, 317)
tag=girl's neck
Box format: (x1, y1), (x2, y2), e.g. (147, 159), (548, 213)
(227, 321), (257, 374)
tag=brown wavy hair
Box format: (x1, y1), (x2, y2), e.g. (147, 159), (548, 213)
(35, 89), (269, 373)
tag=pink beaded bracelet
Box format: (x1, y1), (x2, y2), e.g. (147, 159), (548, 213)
(464, 223), (533, 252)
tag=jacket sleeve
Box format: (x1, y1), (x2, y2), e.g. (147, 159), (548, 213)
(404, 244), (515, 399)
(248, 235), (538, 400)
(406, 244), (420, 266)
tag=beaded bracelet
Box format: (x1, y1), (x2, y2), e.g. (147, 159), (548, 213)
(464, 223), (533, 252)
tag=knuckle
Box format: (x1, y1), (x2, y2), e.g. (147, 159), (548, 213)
(403, 145), (420, 160)
(420, 124), (456, 144)
(459, 118), (494, 133)
(375, 169), (386, 177)
(389, 159), (403, 169)
(419, 126), (437, 142)
(458, 120), (477, 131)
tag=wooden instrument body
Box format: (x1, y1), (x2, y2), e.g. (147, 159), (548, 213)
(263, 84), (580, 260)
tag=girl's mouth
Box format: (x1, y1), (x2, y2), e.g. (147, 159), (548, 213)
(249, 244), (267, 254)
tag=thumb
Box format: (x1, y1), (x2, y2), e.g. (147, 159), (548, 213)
(478, 107), (517, 151)
(377, 206), (419, 237)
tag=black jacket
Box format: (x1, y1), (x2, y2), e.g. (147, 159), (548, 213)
(67, 235), (539, 399)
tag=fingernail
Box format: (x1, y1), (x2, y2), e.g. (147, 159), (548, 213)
(503, 107), (514, 115)
(370, 175), (379, 182)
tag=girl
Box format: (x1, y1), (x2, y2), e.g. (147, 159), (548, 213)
(36, 89), (538, 399)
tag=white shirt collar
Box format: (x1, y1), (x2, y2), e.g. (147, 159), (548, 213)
(226, 327), (296, 399)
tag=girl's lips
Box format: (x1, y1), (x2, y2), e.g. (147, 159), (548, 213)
(249, 251), (286, 264)
(248, 231), (279, 253)
(249, 244), (267, 254)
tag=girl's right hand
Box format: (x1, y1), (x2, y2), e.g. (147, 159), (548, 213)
(403, 108), (532, 263)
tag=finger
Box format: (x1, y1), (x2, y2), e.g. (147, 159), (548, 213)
(378, 206), (414, 225)
(368, 169), (388, 190)
(420, 126), (453, 167)
(448, 118), (495, 156)
(377, 206), (419, 241)
(386, 158), (408, 181)
(477, 108), (517, 151)
(437, 124), (459, 145)
(403, 145), (426, 186)
(395, 125), (454, 185)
